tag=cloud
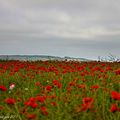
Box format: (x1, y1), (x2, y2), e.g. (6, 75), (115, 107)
(0, 0), (120, 59)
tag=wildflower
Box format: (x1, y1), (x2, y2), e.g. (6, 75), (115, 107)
(53, 80), (58, 86)
(9, 84), (15, 90)
(41, 106), (48, 116)
(0, 85), (7, 91)
(24, 101), (38, 109)
(110, 103), (118, 113)
(35, 82), (41, 86)
(53, 80), (62, 89)
(5, 98), (16, 105)
(26, 113), (36, 119)
(77, 84), (86, 89)
(69, 81), (76, 86)
(81, 97), (94, 112)
(67, 87), (72, 93)
(13, 67), (19, 72)
(24, 97), (38, 109)
(51, 101), (56, 106)
(91, 85), (100, 89)
(81, 103), (93, 112)
(83, 97), (94, 105)
(36, 96), (46, 103)
(46, 85), (52, 91)
(57, 82), (62, 89)
(115, 69), (120, 75)
(111, 91), (120, 100)
(30, 102), (38, 109)
(29, 97), (36, 102)
(41, 106), (47, 111)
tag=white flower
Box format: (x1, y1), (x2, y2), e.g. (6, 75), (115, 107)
(9, 84), (16, 90)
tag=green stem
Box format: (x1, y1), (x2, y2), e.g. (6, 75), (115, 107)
(14, 104), (22, 120)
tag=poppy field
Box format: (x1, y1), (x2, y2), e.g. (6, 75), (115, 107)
(0, 60), (120, 120)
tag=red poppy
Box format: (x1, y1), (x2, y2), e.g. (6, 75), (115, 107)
(57, 82), (62, 89)
(81, 97), (94, 112)
(81, 103), (93, 112)
(69, 81), (76, 86)
(111, 91), (120, 100)
(29, 97), (36, 102)
(110, 103), (118, 113)
(115, 69), (120, 75)
(36, 96), (46, 103)
(5, 98), (16, 105)
(26, 113), (36, 119)
(13, 67), (19, 72)
(0, 85), (7, 91)
(91, 85), (100, 89)
(30, 102), (38, 109)
(24, 101), (38, 109)
(53, 80), (58, 85)
(77, 84), (86, 89)
(51, 101), (56, 106)
(83, 97), (94, 105)
(53, 80), (62, 89)
(35, 82), (41, 86)
(41, 106), (47, 111)
(24, 97), (38, 109)
(41, 106), (48, 116)
(46, 85), (52, 91)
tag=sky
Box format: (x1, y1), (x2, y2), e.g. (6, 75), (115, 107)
(0, 0), (120, 60)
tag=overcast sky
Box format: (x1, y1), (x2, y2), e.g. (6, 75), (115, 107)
(0, 0), (120, 59)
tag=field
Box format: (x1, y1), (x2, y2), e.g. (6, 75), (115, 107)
(0, 60), (120, 120)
